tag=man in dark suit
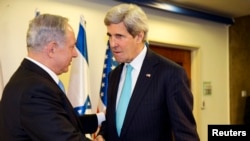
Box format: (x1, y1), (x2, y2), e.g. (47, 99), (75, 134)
(0, 14), (104, 141)
(95, 4), (200, 141)
(244, 96), (250, 125)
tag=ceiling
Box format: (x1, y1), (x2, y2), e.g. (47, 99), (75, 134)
(116, 0), (250, 24)
(165, 0), (250, 18)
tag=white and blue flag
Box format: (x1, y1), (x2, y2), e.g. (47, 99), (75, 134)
(67, 16), (92, 115)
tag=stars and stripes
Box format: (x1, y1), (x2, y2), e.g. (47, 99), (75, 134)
(98, 41), (118, 112)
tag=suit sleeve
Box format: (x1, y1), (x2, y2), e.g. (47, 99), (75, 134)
(167, 67), (200, 141)
(20, 83), (91, 141)
(79, 114), (98, 133)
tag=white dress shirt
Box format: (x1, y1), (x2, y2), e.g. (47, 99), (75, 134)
(116, 46), (147, 109)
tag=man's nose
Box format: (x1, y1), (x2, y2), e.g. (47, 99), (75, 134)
(109, 37), (117, 48)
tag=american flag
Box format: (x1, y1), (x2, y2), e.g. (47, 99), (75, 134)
(97, 41), (118, 112)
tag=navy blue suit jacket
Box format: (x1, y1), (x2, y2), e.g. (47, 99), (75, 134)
(99, 49), (200, 141)
(0, 59), (98, 141)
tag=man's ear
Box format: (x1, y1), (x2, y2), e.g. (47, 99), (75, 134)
(45, 41), (57, 57)
(136, 31), (144, 43)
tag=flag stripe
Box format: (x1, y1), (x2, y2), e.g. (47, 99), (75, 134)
(98, 41), (118, 112)
(76, 17), (88, 62)
(67, 16), (92, 116)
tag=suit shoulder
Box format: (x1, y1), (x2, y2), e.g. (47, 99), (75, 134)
(148, 50), (182, 70)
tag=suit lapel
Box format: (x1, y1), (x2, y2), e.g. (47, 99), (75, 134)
(120, 49), (159, 137)
(108, 64), (124, 136)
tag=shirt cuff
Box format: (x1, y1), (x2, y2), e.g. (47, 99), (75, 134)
(96, 112), (106, 126)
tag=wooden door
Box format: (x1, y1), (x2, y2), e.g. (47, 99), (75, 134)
(149, 44), (191, 86)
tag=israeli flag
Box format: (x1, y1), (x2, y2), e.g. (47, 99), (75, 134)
(67, 16), (92, 115)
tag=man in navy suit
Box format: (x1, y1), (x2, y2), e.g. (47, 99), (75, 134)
(95, 4), (200, 141)
(0, 14), (104, 141)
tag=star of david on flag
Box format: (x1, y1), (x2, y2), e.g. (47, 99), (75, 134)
(67, 15), (92, 115)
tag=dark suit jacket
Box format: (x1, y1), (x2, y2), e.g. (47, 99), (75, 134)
(244, 96), (250, 125)
(0, 59), (98, 141)
(98, 49), (200, 141)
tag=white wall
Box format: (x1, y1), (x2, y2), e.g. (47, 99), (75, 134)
(0, 0), (230, 141)
(0, 60), (3, 97)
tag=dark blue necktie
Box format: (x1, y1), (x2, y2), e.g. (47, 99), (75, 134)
(116, 64), (133, 136)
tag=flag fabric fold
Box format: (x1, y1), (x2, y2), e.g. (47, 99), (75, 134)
(97, 41), (118, 112)
(67, 15), (92, 115)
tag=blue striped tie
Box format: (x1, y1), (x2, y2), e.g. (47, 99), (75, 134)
(116, 64), (133, 136)
(58, 80), (65, 92)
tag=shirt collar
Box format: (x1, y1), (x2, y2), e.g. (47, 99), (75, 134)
(127, 45), (147, 71)
(25, 57), (59, 83)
